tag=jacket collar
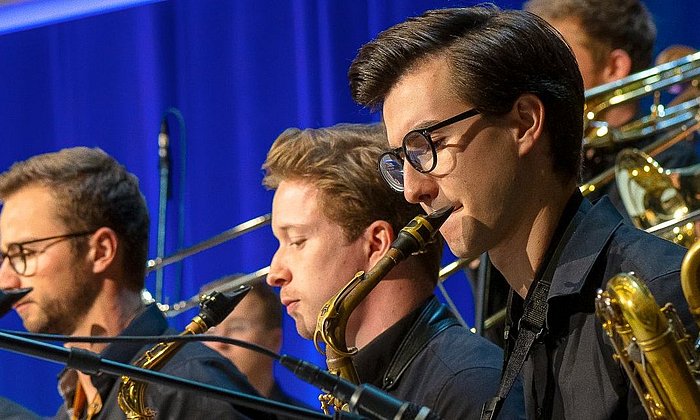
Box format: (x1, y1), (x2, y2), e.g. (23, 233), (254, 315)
(547, 196), (623, 300)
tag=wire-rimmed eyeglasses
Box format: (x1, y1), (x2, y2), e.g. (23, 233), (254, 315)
(0, 231), (95, 276)
(379, 108), (480, 192)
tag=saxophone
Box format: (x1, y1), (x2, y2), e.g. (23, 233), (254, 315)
(312, 206), (452, 414)
(595, 241), (700, 419)
(117, 286), (250, 419)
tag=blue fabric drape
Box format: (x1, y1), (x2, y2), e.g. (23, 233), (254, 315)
(0, 0), (697, 415)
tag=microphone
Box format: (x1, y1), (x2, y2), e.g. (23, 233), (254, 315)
(279, 355), (442, 420)
(158, 117), (170, 173)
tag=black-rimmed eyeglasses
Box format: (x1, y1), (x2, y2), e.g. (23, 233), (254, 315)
(0, 231), (95, 276)
(379, 108), (480, 192)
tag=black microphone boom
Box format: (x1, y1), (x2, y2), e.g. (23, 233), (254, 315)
(280, 355), (442, 420)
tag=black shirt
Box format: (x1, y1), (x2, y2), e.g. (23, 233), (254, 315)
(505, 194), (695, 419)
(354, 296), (525, 420)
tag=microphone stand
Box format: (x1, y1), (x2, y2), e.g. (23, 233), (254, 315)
(0, 330), (348, 420)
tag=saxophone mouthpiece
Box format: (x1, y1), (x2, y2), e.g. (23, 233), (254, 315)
(198, 285), (251, 328)
(0, 287), (32, 318)
(392, 206), (454, 256)
(425, 205), (454, 229)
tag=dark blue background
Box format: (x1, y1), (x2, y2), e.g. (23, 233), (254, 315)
(0, 0), (697, 415)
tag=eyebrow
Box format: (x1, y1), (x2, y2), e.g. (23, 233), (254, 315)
(409, 119), (442, 131)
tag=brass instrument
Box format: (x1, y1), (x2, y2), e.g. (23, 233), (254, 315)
(583, 51), (700, 150)
(580, 51), (700, 196)
(117, 287), (250, 419)
(615, 149), (699, 246)
(595, 239), (700, 419)
(313, 206), (453, 414)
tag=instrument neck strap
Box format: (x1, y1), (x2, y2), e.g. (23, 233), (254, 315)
(481, 191), (583, 420)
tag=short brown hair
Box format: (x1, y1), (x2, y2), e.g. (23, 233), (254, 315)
(0, 147), (149, 290)
(524, 0), (656, 73)
(348, 6), (584, 182)
(263, 123), (442, 282)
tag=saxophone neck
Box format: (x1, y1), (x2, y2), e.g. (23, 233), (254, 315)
(325, 345), (360, 384)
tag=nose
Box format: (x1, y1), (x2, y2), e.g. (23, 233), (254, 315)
(0, 256), (21, 290)
(266, 249), (291, 288)
(403, 164), (439, 206)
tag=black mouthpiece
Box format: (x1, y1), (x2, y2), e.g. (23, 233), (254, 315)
(425, 206), (454, 229)
(0, 287), (32, 318)
(198, 285), (251, 328)
(391, 206), (453, 255)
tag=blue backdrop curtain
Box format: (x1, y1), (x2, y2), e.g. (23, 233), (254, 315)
(0, 0), (697, 415)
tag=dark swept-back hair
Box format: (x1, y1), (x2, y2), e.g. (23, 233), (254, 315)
(524, 0), (656, 74)
(263, 123), (442, 284)
(0, 147), (149, 290)
(348, 6), (584, 181)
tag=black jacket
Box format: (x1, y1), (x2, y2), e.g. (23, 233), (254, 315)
(53, 304), (270, 420)
(354, 296), (525, 420)
(507, 195), (695, 419)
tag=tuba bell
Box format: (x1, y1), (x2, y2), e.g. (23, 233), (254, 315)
(594, 238), (700, 419)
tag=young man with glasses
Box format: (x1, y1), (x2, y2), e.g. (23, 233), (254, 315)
(0, 147), (266, 419)
(263, 123), (524, 419)
(349, 6), (695, 419)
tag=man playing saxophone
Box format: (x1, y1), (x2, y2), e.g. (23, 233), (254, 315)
(348, 5), (698, 419)
(0, 147), (265, 419)
(263, 123), (525, 419)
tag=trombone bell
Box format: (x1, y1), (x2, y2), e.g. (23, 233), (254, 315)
(616, 149), (698, 247)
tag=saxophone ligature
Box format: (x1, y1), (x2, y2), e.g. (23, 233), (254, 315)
(594, 240), (700, 419)
(312, 206), (453, 414)
(117, 286), (251, 419)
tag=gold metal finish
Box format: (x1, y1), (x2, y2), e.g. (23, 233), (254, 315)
(595, 241), (700, 419)
(583, 51), (700, 150)
(579, 51), (700, 197)
(615, 149), (698, 246)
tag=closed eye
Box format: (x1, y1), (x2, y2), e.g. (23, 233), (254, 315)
(289, 238), (306, 248)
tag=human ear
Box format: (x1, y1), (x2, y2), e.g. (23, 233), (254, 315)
(363, 220), (394, 268)
(88, 227), (118, 274)
(601, 48), (632, 82)
(512, 93), (545, 157)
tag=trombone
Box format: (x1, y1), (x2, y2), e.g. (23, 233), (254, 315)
(148, 214), (479, 327)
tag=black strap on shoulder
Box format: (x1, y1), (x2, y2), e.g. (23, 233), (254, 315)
(480, 201), (584, 420)
(383, 297), (460, 389)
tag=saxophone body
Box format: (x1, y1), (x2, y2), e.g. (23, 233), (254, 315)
(117, 287), (250, 419)
(595, 241), (700, 419)
(312, 206), (452, 414)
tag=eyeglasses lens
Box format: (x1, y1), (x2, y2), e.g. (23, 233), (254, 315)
(404, 132), (434, 173)
(379, 153), (405, 192)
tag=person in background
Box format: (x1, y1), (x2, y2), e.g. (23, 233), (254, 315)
(524, 0), (699, 207)
(202, 280), (307, 408)
(348, 5), (695, 418)
(0, 147), (267, 419)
